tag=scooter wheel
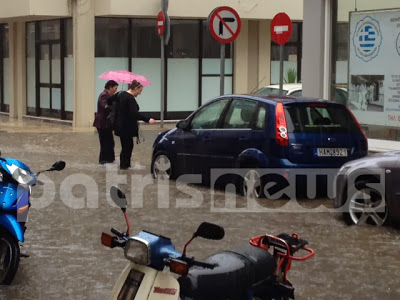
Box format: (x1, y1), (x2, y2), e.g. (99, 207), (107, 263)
(0, 227), (20, 285)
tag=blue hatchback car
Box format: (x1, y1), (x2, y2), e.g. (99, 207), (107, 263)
(151, 95), (368, 197)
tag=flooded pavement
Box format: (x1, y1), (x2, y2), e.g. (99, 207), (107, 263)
(0, 119), (400, 300)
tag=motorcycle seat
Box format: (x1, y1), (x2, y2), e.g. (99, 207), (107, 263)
(178, 245), (276, 299)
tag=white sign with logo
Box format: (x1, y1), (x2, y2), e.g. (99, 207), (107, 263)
(349, 9), (400, 127)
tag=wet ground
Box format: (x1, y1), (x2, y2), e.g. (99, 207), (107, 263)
(0, 117), (400, 300)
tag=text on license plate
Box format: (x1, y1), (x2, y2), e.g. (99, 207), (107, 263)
(316, 148), (348, 157)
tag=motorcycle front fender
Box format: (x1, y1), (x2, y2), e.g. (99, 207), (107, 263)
(0, 214), (24, 242)
(111, 262), (180, 300)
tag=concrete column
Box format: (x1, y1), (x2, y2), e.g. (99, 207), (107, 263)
(234, 20), (249, 94)
(247, 20), (259, 93)
(302, 0), (326, 98)
(258, 20), (271, 89)
(72, 0), (95, 128)
(8, 22), (26, 120)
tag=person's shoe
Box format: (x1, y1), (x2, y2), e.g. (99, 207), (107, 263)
(99, 160), (107, 165)
(132, 162), (146, 170)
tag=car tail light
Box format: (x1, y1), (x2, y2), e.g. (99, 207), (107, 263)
(275, 102), (288, 146)
(345, 106), (368, 147)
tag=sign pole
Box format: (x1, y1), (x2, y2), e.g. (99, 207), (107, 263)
(160, 36), (165, 128)
(220, 43), (225, 96)
(279, 44), (284, 95)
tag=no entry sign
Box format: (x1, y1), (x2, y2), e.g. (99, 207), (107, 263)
(157, 11), (165, 36)
(208, 6), (241, 44)
(271, 12), (293, 45)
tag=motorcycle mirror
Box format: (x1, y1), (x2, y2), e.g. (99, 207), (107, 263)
(50, 161), (66, 171)
(194, 222), (225, 240)
(110, 186), (127, 212)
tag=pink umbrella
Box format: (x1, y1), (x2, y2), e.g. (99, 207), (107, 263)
(99, 70), (151, 86)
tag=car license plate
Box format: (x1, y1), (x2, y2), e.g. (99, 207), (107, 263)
(316, 148), (348, 157)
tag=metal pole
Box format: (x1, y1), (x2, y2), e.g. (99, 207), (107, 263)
(279, 44), (284, 95)
(160, 35), (165, 128)
(220, 43), (226, 96)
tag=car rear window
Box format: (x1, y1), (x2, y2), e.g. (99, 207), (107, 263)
(284, 103), (361, 134)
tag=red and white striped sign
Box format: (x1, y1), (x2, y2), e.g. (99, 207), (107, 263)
(157, 11), (165, 36)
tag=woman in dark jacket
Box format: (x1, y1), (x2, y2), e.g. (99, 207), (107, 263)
(116, 80), (155, 170)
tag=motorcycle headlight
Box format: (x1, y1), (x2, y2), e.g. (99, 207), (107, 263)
(124, 237), (150, 265)
(6, 164), (35, 185)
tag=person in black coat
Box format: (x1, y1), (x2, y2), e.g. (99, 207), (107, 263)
(93, 80), (119, 164)
(115, 80), (155, 170)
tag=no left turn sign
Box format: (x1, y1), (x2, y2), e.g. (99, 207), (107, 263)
(208, 6), (241, 44)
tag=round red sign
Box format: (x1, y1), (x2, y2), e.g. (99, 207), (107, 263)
(157, 11), (165, 36)
(208, 6), (241, 44)
(270, 13), (293, 45)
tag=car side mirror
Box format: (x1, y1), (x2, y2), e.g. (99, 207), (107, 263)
(176, 120), (189, 131)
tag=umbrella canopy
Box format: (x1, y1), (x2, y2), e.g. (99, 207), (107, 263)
(99, 70), (151, 86)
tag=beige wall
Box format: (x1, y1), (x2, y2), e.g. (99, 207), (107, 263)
(0, 0), (69, 20)
(96, 0), (303, 20)
(337, 0), (400, 22)
(258, 20), (271, 90)
(234, 20), (271, 94)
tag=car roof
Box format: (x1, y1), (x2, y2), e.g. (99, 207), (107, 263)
(219, 94), (333, 104)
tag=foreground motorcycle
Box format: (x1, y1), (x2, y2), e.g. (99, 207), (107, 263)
(102, 186), (314, 299)
(0, 155), (65, 284)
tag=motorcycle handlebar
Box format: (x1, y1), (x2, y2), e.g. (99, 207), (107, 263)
(111, 228), (125, 238)
(191, 260), (216, 270)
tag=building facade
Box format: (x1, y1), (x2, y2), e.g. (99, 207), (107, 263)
(0, 0), (303, 127)
(304, 0), (400, 141)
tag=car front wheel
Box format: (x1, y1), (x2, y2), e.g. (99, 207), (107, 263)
(343, 185), (388, 226)
(151, 151), (175, 180)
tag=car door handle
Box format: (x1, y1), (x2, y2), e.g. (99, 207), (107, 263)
(203, 136), (211, 142)
(239, 137), (248, 141)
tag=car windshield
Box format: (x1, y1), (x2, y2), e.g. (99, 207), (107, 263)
(284, 103), (360, 134)
(255, 87), (289, 95)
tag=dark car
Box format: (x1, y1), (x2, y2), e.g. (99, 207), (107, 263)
(334, 151), (400, 226)
(151, 95), (368, 197)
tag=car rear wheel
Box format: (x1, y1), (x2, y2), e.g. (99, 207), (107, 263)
(241, 169), (264, 199)
(151, 151), (175, 180)
(0, 228), (20, 285)
(343, 186), (388, 226)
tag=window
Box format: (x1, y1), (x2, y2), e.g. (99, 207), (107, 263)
(202, 21), (231, 58)
(95, 18), (129, 57)
(255, 106), (267, 130)
(167, 20), (200, 58)
(40, 20), (60, 40)
(222, 99), (258, 129)
(285, 103), (360, 134)
(65, 19), (73, 57)
(191, 99), (229, 129)
(132, 19), (161, 58)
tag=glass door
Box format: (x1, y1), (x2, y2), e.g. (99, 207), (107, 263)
(36, 20), (65, 119)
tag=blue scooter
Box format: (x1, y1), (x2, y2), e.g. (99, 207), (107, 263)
(0, 155), (65, 284)
(102, 186), (314, 300)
